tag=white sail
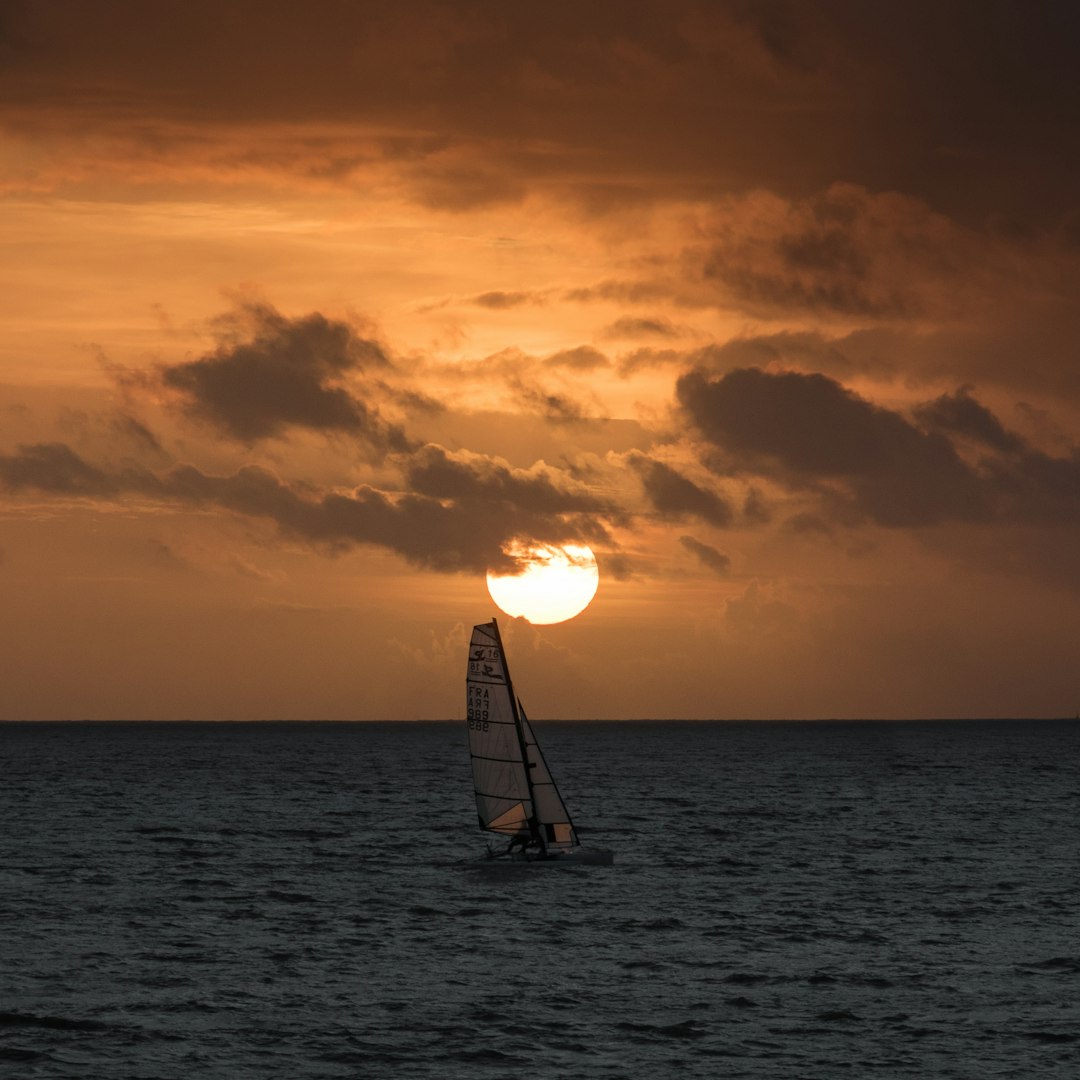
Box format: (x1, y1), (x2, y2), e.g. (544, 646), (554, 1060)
(518, 706), (578, 851)
(466, 621), (533, 839)
(465, 618), (610, 864)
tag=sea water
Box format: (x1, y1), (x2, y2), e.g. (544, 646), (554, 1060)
(1, 720), (1078, 1078)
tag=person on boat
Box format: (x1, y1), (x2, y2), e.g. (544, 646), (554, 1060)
(506, 832), (547, 859)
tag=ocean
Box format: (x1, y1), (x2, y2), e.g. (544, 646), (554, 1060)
(1, 719), (1078, 1078)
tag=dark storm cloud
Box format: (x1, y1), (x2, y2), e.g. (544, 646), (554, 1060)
(679, 535), (730, 575)
(158, 303), (411, 450)
(626, 452), (733, 526)
(677, 367), (991, 527)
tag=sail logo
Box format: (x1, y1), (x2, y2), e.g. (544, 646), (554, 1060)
(468, 645), (504, 682)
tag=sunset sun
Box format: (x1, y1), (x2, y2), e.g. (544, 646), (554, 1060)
(486, 542), (600, 625)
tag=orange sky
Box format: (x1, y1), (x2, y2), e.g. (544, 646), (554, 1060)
(2, 1), (1079, 719)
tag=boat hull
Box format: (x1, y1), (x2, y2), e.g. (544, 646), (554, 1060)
(500, 848), (614, 865)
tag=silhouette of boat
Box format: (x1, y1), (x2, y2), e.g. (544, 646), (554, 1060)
(465, 618), (613, 864)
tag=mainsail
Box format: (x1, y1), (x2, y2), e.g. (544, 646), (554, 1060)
(466, 620), (578, 853)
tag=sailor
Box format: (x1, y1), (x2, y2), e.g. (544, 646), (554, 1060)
(506, 832), (530, 856)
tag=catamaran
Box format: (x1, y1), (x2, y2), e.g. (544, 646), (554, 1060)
(465, 618), (613, 864)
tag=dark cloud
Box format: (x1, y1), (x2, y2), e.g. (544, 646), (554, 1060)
(404, 444), (607, 517)
(627, 452), (733, 526)
(598, 550), (636, 581)
(470, 290), (544, 309)
(512, 382), (591, 423)
(0, 442), (121, 496)
(3, 3), (1078, 227)
(985, 447), (1080, 527)
(542, 346), (610, 371)
(601, 316), (679, 340)
(680, 366), (1080, 529)
(205, 448), (619, 572)
(913, 386), (1026, 454)
(0, 440), (618, 574)
(110, 413), (168, 457)
(783, 512), (835, 539)
(563, 280), (669, 305)
(679, 534), (730, 575)
(692, 316), (1080, 404)
(677, 366), (991, 526)
(159, 302), (411, 450)
(615, 347), (683, 377)
(162, 462), (516, 571)
(688, 329), (900, 383)
(742, 486), (771, 524)
(698, 185), (968, 319)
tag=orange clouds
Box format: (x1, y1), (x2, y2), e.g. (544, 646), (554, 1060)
(2, 3), (1079, 719)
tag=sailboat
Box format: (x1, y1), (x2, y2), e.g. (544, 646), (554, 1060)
(465, 618), (613, 864)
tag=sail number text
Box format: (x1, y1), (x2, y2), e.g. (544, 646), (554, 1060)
(467, 685), (491, 731)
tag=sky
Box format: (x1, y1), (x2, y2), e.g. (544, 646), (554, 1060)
(2, 0), (1079, 720)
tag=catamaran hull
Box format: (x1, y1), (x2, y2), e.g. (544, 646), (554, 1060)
(498, 848), (614, 865)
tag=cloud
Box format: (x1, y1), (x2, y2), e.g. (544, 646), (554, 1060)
(626, 451), (733, 525)
(563, 279), (669, 306)
(0, 442), (122, 496)
(0, 440), (620, 574)
(687, 329), (901, 383)
(677, 366), (991, 526)
(985, 446), (1080, 527)
(913, 386), (1025, 454)
(679, 535), (730, 575)
(724, 580), (797, 636)
(3, 2), (1079, 233)
(158, 302), (411, 450)
(511, 381), (592, 423)
(542, 346), (610, 371)
(678, 365), (1080, 530)
(696, 184), (984, 320)
(615, 347), (684, 377)
(162, 462), (509, 571)
(600, 316), (680, 340)
(469, 290), (546, 309)
(404, 444), (608, 517)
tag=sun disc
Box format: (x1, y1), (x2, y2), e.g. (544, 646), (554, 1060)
(486, 542), (599, 625)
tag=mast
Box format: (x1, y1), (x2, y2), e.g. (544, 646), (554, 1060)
(488, 618), (541, 845)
